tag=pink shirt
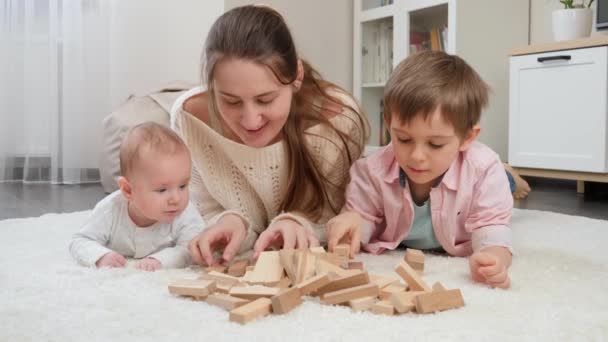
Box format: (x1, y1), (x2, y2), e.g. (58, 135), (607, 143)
(345, 142), (513, 256)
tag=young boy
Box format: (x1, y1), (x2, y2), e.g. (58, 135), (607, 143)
(327, 51), (513, 288)
(69, 122), (205, 271)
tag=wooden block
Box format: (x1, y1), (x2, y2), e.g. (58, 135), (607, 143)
(205, 265), (227, 273)
(271, 287), (303, 314)
(347, 261), (364, 270)
(390, 291), (426, 313)
(296, 272), (331, 296)
(334, 244), (350, 259)
(229, 285), (281, 300)
(309, 246), (326, 253)
(371, 300), (395, 316)
(200, 271), (241, 286)
(404, 249), (425, 272)
(348, 296), (376, 311)
(415, 289), (464, 314)
(276, 276), (292, 289)
(206, 293), (250, 311)
(215, 282), (234, 294)
(295, 251), (316, 284)
(378, 283), (407, 300)
(243, 251), (284, 285)
(245, 266), (255, 272)
(316, 271), (370, 296)
(432, 282), (446, 292)
(227, 259), (249, 277)
(315, 259), (356, 277)
(229, 297), (272, 325)
(315, 252), (348, 267)
(279, 249), (298, 283)
(369, 274), (401, 289)
(321, 283), (379, 305)
(395, 261), (431, 292)
(168, 279), (216, 298)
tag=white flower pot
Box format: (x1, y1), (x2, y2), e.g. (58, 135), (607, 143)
(552, 8), (593, 42)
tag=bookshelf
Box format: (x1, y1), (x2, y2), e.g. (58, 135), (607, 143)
(353, 0), (530, 159)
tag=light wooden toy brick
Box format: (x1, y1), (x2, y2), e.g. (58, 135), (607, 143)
(348, 261), (364, 270)
(242, 251), (284, 285)
(206, 293), (250, 311)
(279, 249), (298, 283)
(200, 271), (241, 286)
(320, 283), (379, 305)
(395, 261), (431, 292)
(316, 271), (370, 296)
(334, 244), (350, 259)
(432, 282), (446, 292)
(315, 259), (356, 277)
(415, 289), (465, 313)
(390, 291), (426, 313)
(227, 259), (249, 277)
(229, 297), (273, 325)
(276, 276), (292, 289)
(309, 246), (326, 253)
(369, 274), (401, 289)
(296, 272), (330, 296)
(404, 249), (425, 272)
(229, 285), (281, 300)
(371, 300), (395, 316)
(245, 266), (255, 272)
(348, 296), (376, 312)
(215, 282), (234, 294)
(205, 265), (227, 274)
(378, 283), (407, 300)
(168, 279), (217, 299)
(271, 287), (303, 314)
(315, 252), (348, 267)
(295, 251), (316, 285)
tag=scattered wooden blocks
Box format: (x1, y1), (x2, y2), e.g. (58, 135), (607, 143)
(404, 249), (425, 273)
(168, 279), (216, 299)
(229, 285), (281, 300)
(321, 283), (379, 305)
(369, 274), (401, 289)
(371, 300), (395, 316)
(296, 272), (330, 296)
(228, 259), (249, 277)
(295, 251), (316, 285)
(432, 282), (446, 292)
(205, 265), (228, 274)
(206, 293), (250, 311)
(271, 287), (302, 314)
(334, 244), (351, 259)
(395, 261), (431, 292)
(390, 291), (426, 313)
(316, 271), (370, 296)
(242, 251), (284, 285)
(415, 289), (465, 314)
(348, 296), (376, 311)
(348, 261), (364, 270)
(229, 297), (272, 324)
(379, 283), (407, 300)
(200, 271), (241, 286)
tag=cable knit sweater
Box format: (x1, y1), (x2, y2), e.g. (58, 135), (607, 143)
(170, 86), (364, 255)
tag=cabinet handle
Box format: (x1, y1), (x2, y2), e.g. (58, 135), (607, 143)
(537, 55), (571, 63)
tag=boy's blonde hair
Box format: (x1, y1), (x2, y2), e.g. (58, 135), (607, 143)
(119, 122), (189, 177)
(383, 51), (489, 138)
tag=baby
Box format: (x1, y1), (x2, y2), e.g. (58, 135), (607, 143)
(69, 122), (205, 271)
(328, 51), (514, 288)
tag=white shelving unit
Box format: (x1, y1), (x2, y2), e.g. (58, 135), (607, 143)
(353, 0), (530, 159)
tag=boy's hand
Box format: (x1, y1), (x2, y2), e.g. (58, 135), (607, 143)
(136, 257), (162, 271)
(188, 214), (247, 266)
(469, 251), (511, 289)
(253, 219), (320, 259)
(96, 251), (126, 268)
(326, 211), (363, 258)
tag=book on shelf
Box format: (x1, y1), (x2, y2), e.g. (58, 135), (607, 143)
(362, 21), (393, 84)
(409, 26), (448, 54)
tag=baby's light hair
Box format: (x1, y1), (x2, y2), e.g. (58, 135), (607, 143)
(383, 51), (489, 138)
(119, 122), (189, 177)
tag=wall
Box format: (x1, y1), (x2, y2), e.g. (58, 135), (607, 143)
(224, 0), (353, 91)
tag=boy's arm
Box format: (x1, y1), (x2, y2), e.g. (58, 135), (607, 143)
(466, 157), (514, 254)
(148, 202), (206, 268)
(69, 206), (114, 267)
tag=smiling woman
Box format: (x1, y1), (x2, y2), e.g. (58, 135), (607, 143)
(170, 5), (369, 266)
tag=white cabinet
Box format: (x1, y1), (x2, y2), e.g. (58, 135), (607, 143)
(509, 46), (608, 173)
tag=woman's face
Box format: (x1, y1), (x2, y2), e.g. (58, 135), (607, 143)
(212, 58), (295, 148)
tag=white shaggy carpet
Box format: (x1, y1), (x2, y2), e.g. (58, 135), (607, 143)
(1, 209), (608, 342)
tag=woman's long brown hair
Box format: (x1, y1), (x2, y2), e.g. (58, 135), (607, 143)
(202, 5), (369, 220)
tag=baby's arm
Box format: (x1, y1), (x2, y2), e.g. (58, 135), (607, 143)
(69, 206), (124, 268)
(466, 158), (514, 288)
(147, 202), (205, 268)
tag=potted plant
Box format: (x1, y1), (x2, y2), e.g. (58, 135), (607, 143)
(553, 0), (595, 41)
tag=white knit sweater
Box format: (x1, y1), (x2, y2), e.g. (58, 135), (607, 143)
(170, 87), (364, 254)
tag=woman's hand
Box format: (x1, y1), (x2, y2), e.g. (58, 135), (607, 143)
(253, 219), (319, 259)
(188, 214), (247, 266)
(326, 211), (363, 258)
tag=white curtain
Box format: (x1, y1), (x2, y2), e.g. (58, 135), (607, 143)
(1, 0), (110, 184)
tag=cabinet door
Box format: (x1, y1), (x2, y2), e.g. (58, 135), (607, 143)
(509, 47), (608, 173)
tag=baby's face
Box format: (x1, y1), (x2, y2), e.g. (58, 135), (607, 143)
(389, 108), (466, 188)
(127, 149), (191, 225)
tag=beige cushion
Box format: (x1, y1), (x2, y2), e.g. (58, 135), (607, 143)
(100, 82), (194, 193)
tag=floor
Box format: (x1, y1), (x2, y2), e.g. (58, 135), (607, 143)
(1, 178), (607, 221)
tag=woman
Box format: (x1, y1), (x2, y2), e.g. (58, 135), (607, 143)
(171, 5), (368, 266)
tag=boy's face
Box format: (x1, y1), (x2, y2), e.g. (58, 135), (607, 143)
(123, 148), (191, 226)
(389, 108), (476, 188)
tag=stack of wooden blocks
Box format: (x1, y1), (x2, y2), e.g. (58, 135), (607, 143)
(168, 246), (464, 324)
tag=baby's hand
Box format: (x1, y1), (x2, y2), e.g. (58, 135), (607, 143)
(326, 211), (363, 258)
(96, 251), (126, 268)
(136, 257), (162, 272)
(469, 251), (511, 289)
